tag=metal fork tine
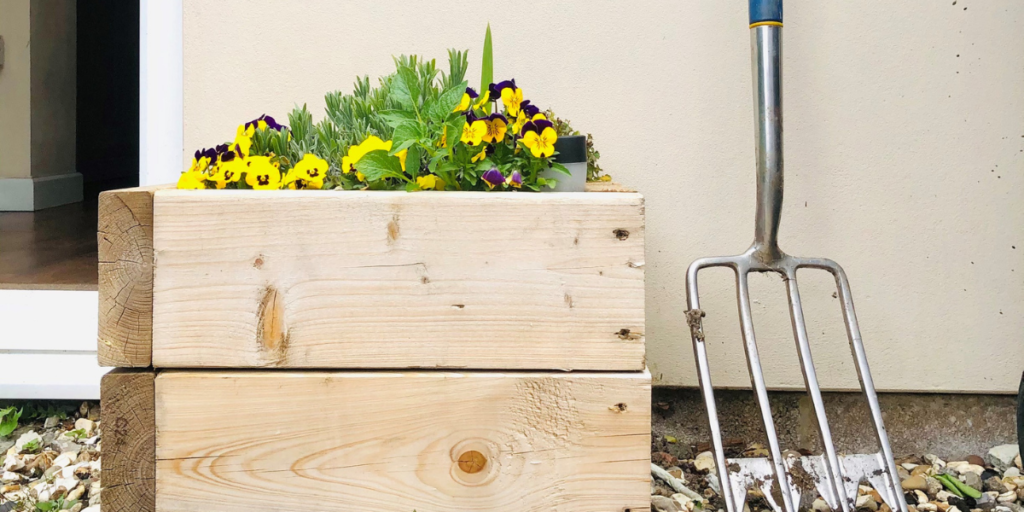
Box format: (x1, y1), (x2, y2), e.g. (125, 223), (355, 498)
(687, 260), (740, 512)
(736, 270), (798, 512)
(784, 269), (849, 512)
(827, 261), (909, 512)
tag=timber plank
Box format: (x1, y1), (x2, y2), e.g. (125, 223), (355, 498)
(151, 190), (645, 370)
(155, 370), (651, 512)
(97, 185), (170, 367)
(101, 368), (156, 512)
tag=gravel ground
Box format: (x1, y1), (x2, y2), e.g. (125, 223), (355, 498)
(0, 402), (101, 512)
(652, 439), (1023, 512)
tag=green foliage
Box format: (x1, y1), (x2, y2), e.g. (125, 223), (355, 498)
(35, 498), (77, 512)
(66, 428), (88, 441)
(0, 406), (21, 437)
(21, 438), (41, 454)
(480, 24), (493, 115)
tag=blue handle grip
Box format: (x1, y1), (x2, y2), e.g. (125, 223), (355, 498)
(749, 0), (782, 25)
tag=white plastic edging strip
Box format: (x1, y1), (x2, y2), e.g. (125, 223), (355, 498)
(0, 353), (108, 400)
(140, 0), (184, 186)
(0, 290), (98, 351)
(0, 289), (105, 399)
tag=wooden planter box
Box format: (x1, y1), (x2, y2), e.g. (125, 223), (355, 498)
(98, 186), (646, 371)
(99, 184), (650, 512)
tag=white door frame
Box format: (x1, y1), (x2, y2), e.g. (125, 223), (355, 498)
(0, 0), (183, 399)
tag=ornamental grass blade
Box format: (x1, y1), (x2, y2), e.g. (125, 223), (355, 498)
(481, 23), (493, 115)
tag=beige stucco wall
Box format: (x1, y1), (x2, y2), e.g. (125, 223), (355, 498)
(0, 0), (32, 179)
(28, 0), (76, 179)
(182, 1), (1024, 393)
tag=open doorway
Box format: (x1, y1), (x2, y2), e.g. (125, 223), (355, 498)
(0, 1), (139, 290)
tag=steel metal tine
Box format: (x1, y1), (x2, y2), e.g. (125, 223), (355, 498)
(686, 260), (740, 512)
(828, 262), (909, 512)
(736, 271), (797, 512)
(783, 269), (849, 512)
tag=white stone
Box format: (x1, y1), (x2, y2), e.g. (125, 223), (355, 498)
(917, 504), (938, 512)
(54, 476), (78, 491)
(925, 454), (947, 468)
(1004, 468), (1021, 478)
(52, 452), (75, 468)
(74, 418), (95, 437)
(694, 451), (716, 473)
(82, 506), (101, 512)
(855, 495), (878, 511)
(959, 464), (985, 476)
(0, 471), (23, 483)
(813, 498), (831, 512)
(43, 416), (60, 429)
(914, 490), (930, 504)
(936, 490), (955, 501)
(987, 445), (1021, 471)
(2, 453), (23, 472)
(948, 507), (962, 512)
(903, 463), (921, 471)
(672, 492), (695, 510)
(996, 491), (1016, 504)
(66, 483), (85, 502)
(61, 462), (87, 479)
(14, 431), (41, 452)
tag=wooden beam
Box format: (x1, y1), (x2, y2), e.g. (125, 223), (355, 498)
(151, 190), (645, 371)
(155, 369), (651, 512)
(102, 369), (156, 512)
(97, 186), (168, 367)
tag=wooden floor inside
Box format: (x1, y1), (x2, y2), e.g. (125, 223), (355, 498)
(0, 200), (98, 290)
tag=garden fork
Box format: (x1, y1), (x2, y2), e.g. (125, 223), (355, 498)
(684, 2), (909, 512)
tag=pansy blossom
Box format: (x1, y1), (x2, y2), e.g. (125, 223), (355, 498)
(454, 87), (479, 112)
(481, 168), (505, 189)
(520, 120), (558, 158)
(461, 117), (487, 146)
(506, 170), (523, 189)
(284, 154), (329, 189)
(244, 156), (283, 190)
(482, 114), (507, 143)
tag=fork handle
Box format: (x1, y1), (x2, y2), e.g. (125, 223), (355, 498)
(750, 0), (784, 257)
(749, 0), (783, 26)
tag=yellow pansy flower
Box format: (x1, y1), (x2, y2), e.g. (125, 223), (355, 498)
(177, 171), (206, 190)
(207, 158), (245, 189)
(416, 174), (445, 191)
(231, 124), (253, 158)
(453, 87), (479, 112)
(473, 90), (490, 110)
(520, 120), (558, 158)
(289, 154), (329, 188)
(244, 156), (283, 189)
(341, 136), (393, 175)
(511, 111), (528, 137)
(461, 119), (487, 146)
(532, 113), (547, 121)
(482, 114), (507, 143)
(396, 149), (409, 172)
(471, 146), (488, 163)
(500, 87), (523, 117)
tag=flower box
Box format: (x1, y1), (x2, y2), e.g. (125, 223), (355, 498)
(102, 369), (651, 512)
(98, 184), (645, 371)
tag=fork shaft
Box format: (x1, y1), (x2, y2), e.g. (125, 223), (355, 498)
(751, 24), (784, 259)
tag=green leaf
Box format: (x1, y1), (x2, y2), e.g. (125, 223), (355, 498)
(22, 438), (41, 453)
(391, 66), (421, 110)
(0, 407), (22, 437)
(548, 161), (571, 176)
(405, 181), (421, 192)
(354, 150), (405, 182)
(426, 81), (468, 121)
(36, 501), (57, 512)
(404, 145), (421, 176)
(379, 110), (417, 127)
(480, 24), (493, 115)
(392, 122), (423, 149)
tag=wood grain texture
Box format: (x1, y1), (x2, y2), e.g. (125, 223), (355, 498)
(584, 181), (637, 193)
(151, 190), (645, 370)
(155, 370), (651, 512)
(102, 369), (156, 512)
(98, 186), (170, 366)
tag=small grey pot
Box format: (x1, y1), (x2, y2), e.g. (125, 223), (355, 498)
(540, 135), (587, 192)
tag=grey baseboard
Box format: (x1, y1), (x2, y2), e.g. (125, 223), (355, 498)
(0, 172), (84, 211)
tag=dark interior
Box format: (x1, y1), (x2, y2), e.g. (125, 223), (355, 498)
(0, 1), (139, 289)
